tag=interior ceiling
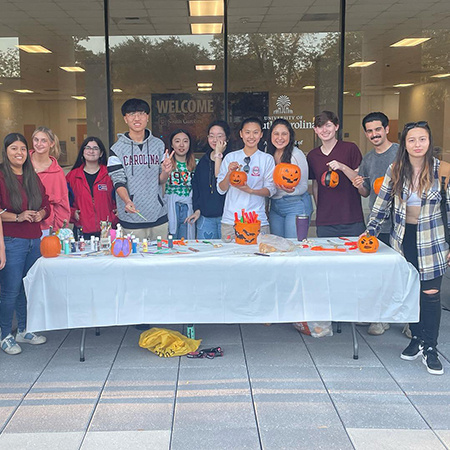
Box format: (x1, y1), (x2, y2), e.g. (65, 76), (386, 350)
(0, 0), (449, 98)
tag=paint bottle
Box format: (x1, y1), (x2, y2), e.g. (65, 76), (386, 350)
(168, 234), (173, 249)
(70, 238), (77, 253)
(90, 236), (96, 251)
(95, 237), (100, 251)
(64, 239), (70, 254)
(142, 239), (148, 252)
(79, 237), (85, 252)
(131, 235), (137, 253)
(157, 235), (162, 249)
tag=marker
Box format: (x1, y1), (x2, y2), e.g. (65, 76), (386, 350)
(254, 252), (270, 257)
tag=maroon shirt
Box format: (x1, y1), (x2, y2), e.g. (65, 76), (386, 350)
(0, 172), (50, 239)
(307, 140), (364, 227)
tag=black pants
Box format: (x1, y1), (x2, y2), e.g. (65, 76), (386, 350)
(403, 223), (442, 348)
(316, 221), (365, 238)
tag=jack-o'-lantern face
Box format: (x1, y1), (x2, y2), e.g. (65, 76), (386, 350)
(321, 170), (339, 188)
(230, 169), (247, 186)
(273, 163), (301, 189)
(373, 176), (384, 195)
(358, 233), (379, 253)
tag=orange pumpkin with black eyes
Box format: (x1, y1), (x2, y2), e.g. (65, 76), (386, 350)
(321, 169), (339, 188)
(358, 232), (379, 253)
(273, 163), (301, 189)
(373, 176), (384, 195)
(229, 168), (247, 186)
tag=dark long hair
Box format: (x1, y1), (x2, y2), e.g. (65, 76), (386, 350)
(71, 136), (108, 170)
(1, 133), (42, 213)
(267, 118), (296, 163)
(391, 122), (434, 197)
(169, 129), (196, 172)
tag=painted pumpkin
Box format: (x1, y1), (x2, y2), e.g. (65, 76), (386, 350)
(358, 232), (379, 253)
(321, 170), (339, 188)
(111, 237), (132, 257)
(273, 163), (301, 189)
(229, 169), (248, 187)
(56, 220), (74, 241)
(40, 231), (61, 258)
(234, 221), (261, 245)
(373, 176), (384, 195)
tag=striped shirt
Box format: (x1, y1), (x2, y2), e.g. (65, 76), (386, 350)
(366, 158), (450, 281)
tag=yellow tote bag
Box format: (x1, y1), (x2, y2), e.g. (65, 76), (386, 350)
(139, 327), (201, 357)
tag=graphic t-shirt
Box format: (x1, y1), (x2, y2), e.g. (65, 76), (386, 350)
(165, 160), (196, 197)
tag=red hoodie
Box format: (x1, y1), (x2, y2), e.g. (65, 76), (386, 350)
(66, 164), (117, 234)
(31, 151), (70, 230)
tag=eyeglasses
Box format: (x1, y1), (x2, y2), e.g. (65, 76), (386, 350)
(84, 146), (100, 152)
(126, 111), (148, 118)
(243, 156), (251, 173)
(404, 121), (428, 131)
(208, 133), (226, 140)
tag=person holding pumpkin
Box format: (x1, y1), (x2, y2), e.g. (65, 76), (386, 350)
(365, 121), (449, 375)
(0, 133), (50, 355)
(267, 119), (312, 238)
(186, 120), (231, 239)
(165, 129), (197, 239)
(66, 136), (118, 240)
(30, 126), (70, 235)
(217, 117), (276, 239)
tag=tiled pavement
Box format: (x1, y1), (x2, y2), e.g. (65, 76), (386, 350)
(0, 312), (449, 450)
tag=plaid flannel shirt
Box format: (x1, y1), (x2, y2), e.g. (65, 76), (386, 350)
(366, 158), (450, 281)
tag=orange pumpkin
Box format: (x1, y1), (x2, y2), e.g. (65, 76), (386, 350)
(321, 170), (339, 188)
(273, 163), (301, 189)
(373, 176), (384, 195)
(358, 232), (379, 253)
(234, 220), (261, 245)
(229, 169), (248, 187)
(111, 237), (132, 257)
(40, 233), (61, 258)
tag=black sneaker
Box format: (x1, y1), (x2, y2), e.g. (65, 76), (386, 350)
(422, 347), (444, 375)
(400, 337), (424, 360)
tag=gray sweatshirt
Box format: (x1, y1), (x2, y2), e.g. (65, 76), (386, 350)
(107, 130), (167, 229)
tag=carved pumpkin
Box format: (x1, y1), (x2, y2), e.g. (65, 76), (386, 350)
(111, 237), (132, 257)
(56, 220), (74, 241)
(373, 176), (384, 195)
(234, 221), (261, 245)
(358, 232), (379, 253)
(40, 230), (61, 258)
(229, 169), (247, 187)
(321, 170), (339, 188)
(273, 163), (301, 189)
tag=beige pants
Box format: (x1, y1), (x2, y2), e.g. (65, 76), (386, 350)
(122, 222), (169, 241)
(221, 223), (270, 241)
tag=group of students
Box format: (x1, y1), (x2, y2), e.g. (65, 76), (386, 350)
(0, 98), (448, 376)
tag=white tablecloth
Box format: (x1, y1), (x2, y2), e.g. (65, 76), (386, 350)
(24, 239), (420, 332)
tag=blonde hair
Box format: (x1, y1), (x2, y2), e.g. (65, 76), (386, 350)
(32, 126), (61, 159)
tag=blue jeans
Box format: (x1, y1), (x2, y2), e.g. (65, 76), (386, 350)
(269, 193), (313, 238)
(174, 203), (189, 239)
(0, 237), (41, 339)
(196, 216), (222, 239)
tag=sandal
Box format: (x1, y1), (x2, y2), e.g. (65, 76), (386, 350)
(186, 346), (223, 359)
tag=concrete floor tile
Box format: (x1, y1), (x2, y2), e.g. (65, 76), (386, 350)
(61, 327), (127, 348)
(347, 428), (446, 449)
(113, 344), (180, 369)
(241, 323), (303, 343)
(259, 426), (354, 450)
(244, 342), (313, 367)
(0, 431), (84, 449)
(180, 343), (245, 369)
(407, 394), (450, 430)
(0, 346), (59, 373)
(46, 345), (118, 369)
(171, 427), (260, 450)
(436, 430), (450, 447)
(81, 430), (170, 450)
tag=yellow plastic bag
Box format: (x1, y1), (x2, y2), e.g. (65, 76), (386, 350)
(139, 327), (201, 357)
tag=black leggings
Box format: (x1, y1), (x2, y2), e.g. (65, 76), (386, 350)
(403, 224), (442, 348)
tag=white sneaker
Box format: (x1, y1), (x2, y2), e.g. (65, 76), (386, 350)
(1, 334), (22, 355)
(368, 323), (390, 335)
(15, 331), (47, 345)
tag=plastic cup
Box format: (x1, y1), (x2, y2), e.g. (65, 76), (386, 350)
(296, 215), (309, 241)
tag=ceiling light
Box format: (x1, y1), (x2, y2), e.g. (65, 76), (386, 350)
(390, 38), (430, 47)
(189, 1), (223, 17)
(348, 61), (376, 68)
(393, 83), (414, 87)
(302, 85), (315, 90)
(196, 65), (216, 71)
(113, 88), (123, 93)
(431, 73), (450, 78)
(71, 95), (86, 100)
(14, 89), (34, 93)
(191, 23), (223, 34)
(394, 92), (400, 95)
(198, 87), (212, 91)
(343, 91), (350, 94)
(60, 66), (85, 72)
(197, 82), (213, 87)
(16, 45), (52, 54)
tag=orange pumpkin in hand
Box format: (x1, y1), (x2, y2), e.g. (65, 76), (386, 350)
(321, 170), (339, 188)
(373, 176), (384, 195)
(273, 163), (301, 189)
(230, 169), (247, 186)
(358, 232), (379, 253)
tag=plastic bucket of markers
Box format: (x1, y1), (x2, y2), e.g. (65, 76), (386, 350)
(234, 220), (261, 245)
